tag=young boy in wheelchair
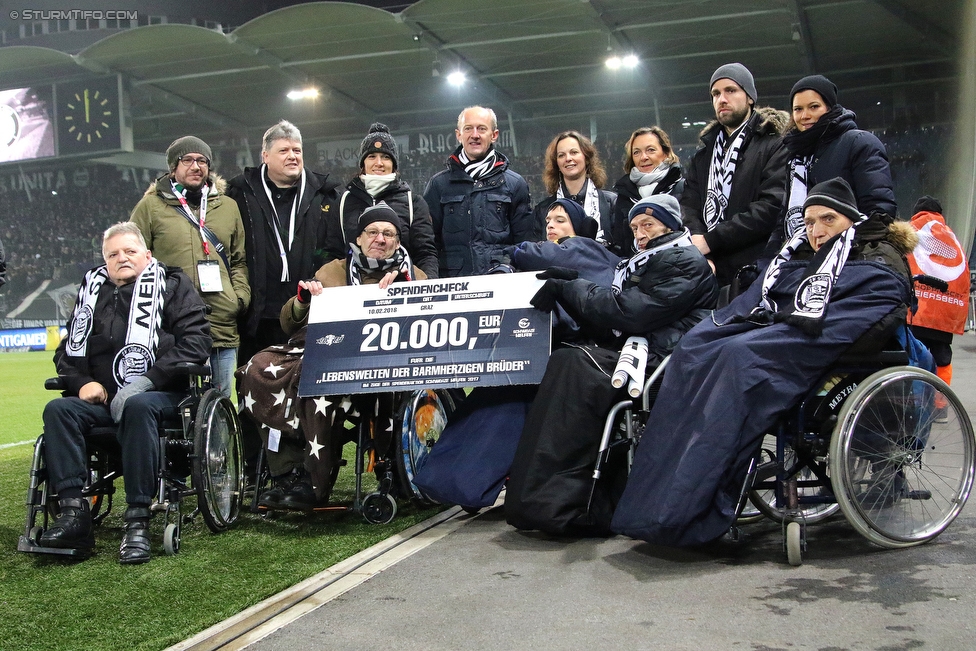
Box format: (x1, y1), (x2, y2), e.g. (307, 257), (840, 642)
(237, 203), (427, 511)
(611, 177), (918, 547)
(39, 222), (211, 563)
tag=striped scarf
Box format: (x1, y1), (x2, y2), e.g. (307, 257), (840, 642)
(703, 125), (749, 231)
(346, 242), (413, 286)
(457, 147), (498, 180)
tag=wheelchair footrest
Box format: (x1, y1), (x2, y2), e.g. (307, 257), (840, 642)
(17, 536), (92, 558)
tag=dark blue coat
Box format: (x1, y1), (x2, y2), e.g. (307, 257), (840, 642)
(513, 237), (622, 288)
(423, 149), (533, 277)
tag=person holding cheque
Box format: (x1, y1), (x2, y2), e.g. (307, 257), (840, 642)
(237, 202), (426, 511)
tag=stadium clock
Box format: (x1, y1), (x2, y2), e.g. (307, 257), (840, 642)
(56, 77), (122, 154)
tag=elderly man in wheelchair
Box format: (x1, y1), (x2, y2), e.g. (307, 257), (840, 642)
(25, 222), (213, 564)
(610, 177), (976, 557)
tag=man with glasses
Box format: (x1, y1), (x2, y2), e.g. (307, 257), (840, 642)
(424, 106), (533, 277)
(130, 135), (250, 397)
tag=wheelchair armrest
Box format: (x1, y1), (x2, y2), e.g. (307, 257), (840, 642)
(176, 362), (212, 378)
(45, 377), (66, 391)
(834, 350), (909, 367)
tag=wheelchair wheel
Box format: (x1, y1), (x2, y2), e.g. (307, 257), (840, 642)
(748, 434), (840, 524)
(191, 389), (244, 533)
(163, 523), (180, 555)
(786, 521), (802, 566)
(830, 367), (976, 548)
(362, 492), (397, 524)
(393, 389), (455, 506)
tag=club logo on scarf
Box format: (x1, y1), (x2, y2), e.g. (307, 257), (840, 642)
(113, 343), (153, 386)
(794, 273), (832, 316)
(66, 306), (94, 355)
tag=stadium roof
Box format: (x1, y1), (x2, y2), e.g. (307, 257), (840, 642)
(0, 0), (964, 151)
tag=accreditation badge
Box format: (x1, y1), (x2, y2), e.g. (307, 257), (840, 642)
(197, 260), (223, 293)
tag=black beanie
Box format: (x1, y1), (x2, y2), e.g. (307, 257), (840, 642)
(549, 198), (597, 239)
(166, 136), (212, 171)
(790, 75), (838, 108)
(358, 201), (402, 236)
(803, 177), (861, 222)
(710, 63), (757, 102)
(912, 195), (943, 215)
(359, 123), (399, 172)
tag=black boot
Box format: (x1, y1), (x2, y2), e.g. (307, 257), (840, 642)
(281, 471), (318, 512)
(257, 469), (299, 510)
(119, 506), (152, 565)
(39, 497), (94, 552)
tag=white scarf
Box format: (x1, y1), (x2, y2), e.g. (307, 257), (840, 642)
(629, 163), (671, 198)
(704, 125), (749, 231)
(261, 164), (307, 282)
(458, 148), (498, 180)
(66, 260), (166, 389)
(360, 173), (396, 197)
(784, 156), (812, 239)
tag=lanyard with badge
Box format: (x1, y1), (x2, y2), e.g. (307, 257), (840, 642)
(172, 180), (223, 293)
(260, 164), (306, 282)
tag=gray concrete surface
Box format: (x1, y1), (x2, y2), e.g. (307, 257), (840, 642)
(248, 335), (976, 651)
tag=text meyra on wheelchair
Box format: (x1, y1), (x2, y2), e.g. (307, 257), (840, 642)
(18, 222), (243, 564)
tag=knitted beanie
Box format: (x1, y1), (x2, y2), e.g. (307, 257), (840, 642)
(358, 201), (402, 236)
(709, 63), (758, 103)
(790, 74), (838, 108)
(166, 136), (212, 171)
(629, 194), (682, 233)
(912, 195), (943, 215)
(803, 177), (861, 222)
(359, 123), (399, 171)
(549, 198), (597, 239)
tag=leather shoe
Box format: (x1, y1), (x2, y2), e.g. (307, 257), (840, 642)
(280, 475), (318, 511)
(119, 506), (152, 565)
(257, 469), (299, 510)
(39, 497), (94, 551)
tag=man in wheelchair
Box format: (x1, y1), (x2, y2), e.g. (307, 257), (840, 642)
(238, 202), (427, 512)
(611, 177), (918, 547)
(40, 222), (211, 563)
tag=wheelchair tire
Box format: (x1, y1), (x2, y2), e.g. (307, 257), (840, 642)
(748, 434), (840, 524)
(191, 389), (245, 533)
(786, 521), (802, 566)
(163, 523), (180, 555)
(393, 389), (455, 506)
(829, 367), (976, 548)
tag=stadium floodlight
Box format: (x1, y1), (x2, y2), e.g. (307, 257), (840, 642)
(622, 54), (639, 68)
(287, 88), (319, 100)
(605, 56), (622, 70)
(447, 71), (466, 86)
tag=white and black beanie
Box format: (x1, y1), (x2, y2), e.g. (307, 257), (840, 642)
(359, 123), (399, 171)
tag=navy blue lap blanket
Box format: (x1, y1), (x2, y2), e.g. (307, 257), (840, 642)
(611, 260), (912, 546)
(412, 385), (536, 510)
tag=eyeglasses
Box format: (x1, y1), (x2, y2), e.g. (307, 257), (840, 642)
(178, 156), (210, 168)
(363, 228), (398, 239)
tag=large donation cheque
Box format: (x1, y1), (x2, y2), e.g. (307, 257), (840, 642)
(299, 272), (551, 397)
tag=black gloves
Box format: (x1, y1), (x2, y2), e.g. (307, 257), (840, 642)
(536, 266), (578, 281)
(531, 279), (562, 312)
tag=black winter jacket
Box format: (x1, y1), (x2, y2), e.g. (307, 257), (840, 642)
(227, 166), (340, 337)
(531, 188), (617, 249)
(55, 264), (211, 400)
(545, 230), (718, 362)
(324, 176), (439, 278)
(610, 165), (683, 258)
(681, 108), (789, 286)
(766, 107), (897, 253)
(424, 148), (533, 277)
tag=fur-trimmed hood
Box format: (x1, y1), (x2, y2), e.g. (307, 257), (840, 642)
(145, 172), (228, 198)
(698, 106), (790, 141)
(884, 219), (918, 255)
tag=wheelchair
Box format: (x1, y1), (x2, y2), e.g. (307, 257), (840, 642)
(250, 388), (456, 524)
(17, 363), (245, 558)
(740, 339), (975, 566)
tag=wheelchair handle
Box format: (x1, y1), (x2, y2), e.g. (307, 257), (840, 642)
(913, 274), (949, 293)
(44, 377), (66, 391)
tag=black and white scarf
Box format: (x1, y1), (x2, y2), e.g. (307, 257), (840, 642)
(784, 156), (812, 239)
(629, 163), (671, 198)
(66, 260), (166, 388)
(457, 147), (498, 180)
(703, 124), (749, 231)
(750, 211), (867, 335)
(346, 242), (413, 286)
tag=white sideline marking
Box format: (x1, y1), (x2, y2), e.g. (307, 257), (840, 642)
(167, 505), (478, 651)
(0, 440), (33, 450)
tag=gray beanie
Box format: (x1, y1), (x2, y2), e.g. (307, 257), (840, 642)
(710, 63), (757, 103)
(166, 136), (212, 171)
(359, 123), (399, 171)
(629, 194), (682, 233)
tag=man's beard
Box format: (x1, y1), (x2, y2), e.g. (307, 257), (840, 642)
(717, 105), (750, 131)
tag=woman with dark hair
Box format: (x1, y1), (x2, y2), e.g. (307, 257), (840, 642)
(531, 131), (616, 248)
(609, 126), (684, 257)
(766, 74), (896, 253)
